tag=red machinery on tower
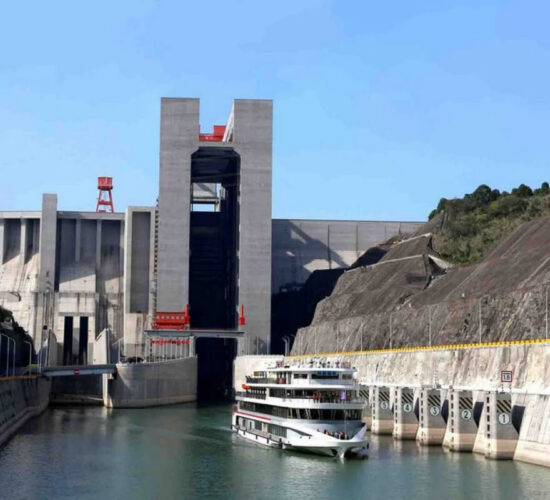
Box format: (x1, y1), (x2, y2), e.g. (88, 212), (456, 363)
(96, 177), (115, 213)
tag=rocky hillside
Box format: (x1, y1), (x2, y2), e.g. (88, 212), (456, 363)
(430, 183), (550, 265)
(292, 212), (550, 354)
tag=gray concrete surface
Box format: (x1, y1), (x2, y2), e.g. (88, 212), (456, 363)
(0, 377), (50, 446)
(103, 357), (198, 408)
(272, 219), (422, 293)
(157, 98), (197, 313)
(233, 100), (273, 355)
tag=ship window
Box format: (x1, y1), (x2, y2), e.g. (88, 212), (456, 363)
(311, 371), (339, 380)
(293, 373), (308, 379)
(342, 374), (352, 380)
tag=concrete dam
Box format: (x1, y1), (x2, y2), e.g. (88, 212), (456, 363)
(0, 97), (421, 404)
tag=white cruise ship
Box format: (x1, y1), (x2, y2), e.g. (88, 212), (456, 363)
(232, 359), (368, 459)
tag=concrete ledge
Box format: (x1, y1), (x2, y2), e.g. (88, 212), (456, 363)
(417, 427), (446, 445)
(103, 357), (197, 408)
(0, 378), (50, 447)
(514, 441), (550, 468)
(444, 432), (477, 452)
(486, 438), (518, 460)
(105, 394), (196, 408)
(371, 419), (393, 435)
(393, 422), (418, 440)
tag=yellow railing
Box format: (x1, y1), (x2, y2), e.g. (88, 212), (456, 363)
(0, 375), (39, 382)
(286, 338), (550, 359)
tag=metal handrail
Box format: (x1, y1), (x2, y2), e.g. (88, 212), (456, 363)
(236, 391), (363, 404)
(0, 334), (15, 377)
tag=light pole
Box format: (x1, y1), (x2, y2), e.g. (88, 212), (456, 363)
(389, 312), (394, 349)
(428, 305), (433, 347)
(10, 338), (15, 376)
(478, 298), (482, 344)
(545, 284), (548, 341)
(24, 341), (32, 371)
(0, 334), (6, 376)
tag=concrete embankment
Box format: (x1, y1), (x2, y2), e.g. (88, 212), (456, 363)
(103, 357), (198, 408)
(0, 377), (50, 446)
(234, 342), (550, 468)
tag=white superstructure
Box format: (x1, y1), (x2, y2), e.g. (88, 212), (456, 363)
(232, 359), (367, 458)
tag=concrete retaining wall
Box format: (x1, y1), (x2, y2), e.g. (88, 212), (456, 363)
(103, 357), (198, 408)
(0, 377), (50, 446)
(235, 344), (550, 468)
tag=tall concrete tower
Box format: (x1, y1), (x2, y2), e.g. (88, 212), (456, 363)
(156, 98), (273, 354)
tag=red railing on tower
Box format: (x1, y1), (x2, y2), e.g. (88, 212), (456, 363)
(199, 125), (226, 142)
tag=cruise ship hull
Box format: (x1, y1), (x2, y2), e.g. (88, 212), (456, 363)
(232, 411), (368, 459)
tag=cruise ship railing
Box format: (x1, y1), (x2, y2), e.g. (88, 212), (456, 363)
(236, 392), (363, 404)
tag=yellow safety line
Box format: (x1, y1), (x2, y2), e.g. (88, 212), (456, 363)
(0, 375), (39, 382)
(286, 338), (550, 359)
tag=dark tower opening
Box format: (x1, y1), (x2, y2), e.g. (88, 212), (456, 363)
(189, 147), (240, 399)
(63, 316), (74, 365)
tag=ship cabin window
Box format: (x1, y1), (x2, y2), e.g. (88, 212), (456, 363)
(293, 373), (308, 379)
(311, 371), (339, 380)
(341, 374), (352, 380)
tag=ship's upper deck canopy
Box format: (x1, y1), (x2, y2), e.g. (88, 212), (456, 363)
(265, 360), (355, 374)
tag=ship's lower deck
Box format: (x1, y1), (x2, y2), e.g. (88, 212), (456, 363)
(231, 409), (368, 458)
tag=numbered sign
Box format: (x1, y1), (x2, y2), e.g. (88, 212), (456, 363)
(403, 403), (412, 413)
(498, 413), (510, 425)
(380, 401), (389, 410)
(429, 406), (440, 417)
(460, 409), (472, 420)
(501, 371), (513, 383)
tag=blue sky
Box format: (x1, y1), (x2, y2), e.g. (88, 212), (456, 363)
(1, 1), (550, 221)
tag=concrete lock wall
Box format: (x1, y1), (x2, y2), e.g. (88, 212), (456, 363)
(271, 219), (423, 294)
(103, 356), (198, 408)
(0, 377), (50, 446)
(235, 343), (550, 468)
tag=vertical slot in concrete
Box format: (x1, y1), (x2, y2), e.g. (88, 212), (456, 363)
(78, 316), (89, 365)
(63, 316), (74, 365)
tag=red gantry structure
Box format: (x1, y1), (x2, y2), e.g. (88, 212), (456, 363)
(96, 177), (115, 213)
(199, 125), (226, 142)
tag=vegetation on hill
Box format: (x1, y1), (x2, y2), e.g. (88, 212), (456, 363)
(428, 182), (550, 265)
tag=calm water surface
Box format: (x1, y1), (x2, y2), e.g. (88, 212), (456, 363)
(0, 403), (549, 499)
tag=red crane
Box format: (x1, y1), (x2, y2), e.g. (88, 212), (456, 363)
(96, 177), (114, 213)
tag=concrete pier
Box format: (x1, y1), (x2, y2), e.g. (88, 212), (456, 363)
(371, 386), (394, 435)
(417, 387), (446, 446)
(361, 386), (373, 429)
(442, 390), (478, 451)
(473, 391), (518, 460)
(393, 386), (418, 440)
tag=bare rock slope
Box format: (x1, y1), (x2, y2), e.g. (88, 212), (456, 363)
(293, 216), (550, 354)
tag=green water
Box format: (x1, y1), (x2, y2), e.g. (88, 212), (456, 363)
(0, 403), (548, 499)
